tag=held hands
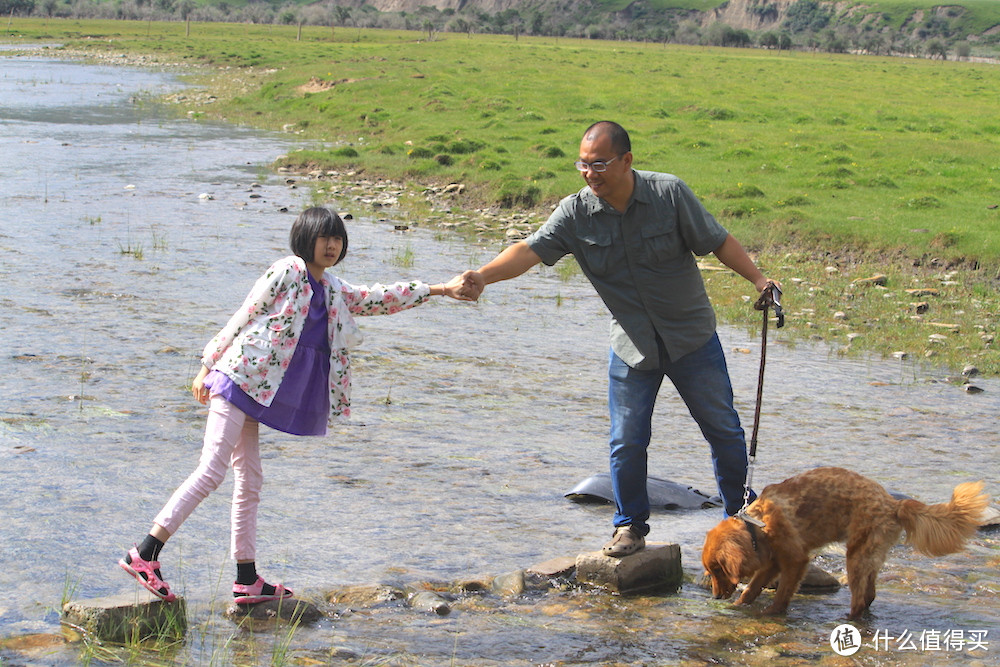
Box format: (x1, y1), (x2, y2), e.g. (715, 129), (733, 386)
(435, 272), (485, 301)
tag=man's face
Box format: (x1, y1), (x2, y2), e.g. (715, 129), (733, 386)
(578, 132), (632, 204)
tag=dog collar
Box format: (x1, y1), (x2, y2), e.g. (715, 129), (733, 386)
(741, 519), (760, 552)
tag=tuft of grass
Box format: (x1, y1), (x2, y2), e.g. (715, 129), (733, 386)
(390, 243), (415, 268)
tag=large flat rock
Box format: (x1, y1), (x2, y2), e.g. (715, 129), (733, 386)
(576, 542), (683, 594)
(63, 592), (186, 643)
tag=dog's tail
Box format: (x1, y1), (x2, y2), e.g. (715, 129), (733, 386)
(896, 481), (989, 557)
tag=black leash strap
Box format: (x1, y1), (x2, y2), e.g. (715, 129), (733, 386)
(737, 283), (783, 522)
(748, 283), (783, 458)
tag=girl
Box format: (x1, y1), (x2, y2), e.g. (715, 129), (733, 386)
(120, 206), (471, 604)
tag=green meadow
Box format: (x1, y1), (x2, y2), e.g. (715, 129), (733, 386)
(7, 19), (1000, 374)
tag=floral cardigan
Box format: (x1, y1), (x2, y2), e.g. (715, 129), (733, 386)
(201, 255), (431, 422)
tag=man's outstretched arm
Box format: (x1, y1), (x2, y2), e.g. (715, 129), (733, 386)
(458, 241), (544, 299)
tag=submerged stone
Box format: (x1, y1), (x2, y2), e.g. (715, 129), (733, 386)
(491, 570), (526, 597)
(407, 591), (451, 616)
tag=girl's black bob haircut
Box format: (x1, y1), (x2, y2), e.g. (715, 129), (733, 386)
(289, 206), (349, 266)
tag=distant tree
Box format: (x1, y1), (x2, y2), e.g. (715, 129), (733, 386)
(674, 20), (700, 45)
(759, 31), (778, 49)
(955, 41), (971, 59)
(926, 39), (947, 59)
(778, 32), (793, 50)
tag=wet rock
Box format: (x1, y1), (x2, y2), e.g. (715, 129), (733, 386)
(453, 577), (492, 592)
(964, 384), (984, 394)
(491, 570), (526, 597)
(963, 364), (980, 378)
(225, 597), (321, 624)
(979, 505), (1000, 528)
(0, 632), (69, 653)
(576, 543), (682, 594)
(62, 592), (187, 643)
(326, 583), (405, 607)
(527, 556), (576, 579)
(793, 564), (841, 592)
(695, 563), (839, 594)
(407, 590), (451, 615)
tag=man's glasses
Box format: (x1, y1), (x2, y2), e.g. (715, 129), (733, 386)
(574, 155), (620, 173)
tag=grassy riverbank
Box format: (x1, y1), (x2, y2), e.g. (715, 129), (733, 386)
(6, 18), (1000, 375)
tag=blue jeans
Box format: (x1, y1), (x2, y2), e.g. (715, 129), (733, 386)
(608, 332), (752, 534)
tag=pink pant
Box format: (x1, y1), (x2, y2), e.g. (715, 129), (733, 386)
(154, 396), (262, 561)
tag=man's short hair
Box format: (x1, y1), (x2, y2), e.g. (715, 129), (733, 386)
(583, 121), (631, 155)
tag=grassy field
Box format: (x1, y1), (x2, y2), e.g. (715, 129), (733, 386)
(5, 18), (1000, 375)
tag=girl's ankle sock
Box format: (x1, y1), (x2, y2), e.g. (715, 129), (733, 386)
(137, 534), (164, 563)
(235, 562), (276, 595)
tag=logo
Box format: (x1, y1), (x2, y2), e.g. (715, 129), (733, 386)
(831, 624), (862, 656)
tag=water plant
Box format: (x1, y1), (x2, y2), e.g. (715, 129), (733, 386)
(390, 243), (415, 268)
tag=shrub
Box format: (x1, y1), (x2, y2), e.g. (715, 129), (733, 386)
(496, 178), (541, 208)
(408, 146), (435, 159)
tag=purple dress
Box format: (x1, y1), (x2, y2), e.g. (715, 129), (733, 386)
(205, 272), (331, 436)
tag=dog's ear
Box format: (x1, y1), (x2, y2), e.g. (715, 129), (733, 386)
(716, 518), (761, 578)
(703, 518), (749, 597)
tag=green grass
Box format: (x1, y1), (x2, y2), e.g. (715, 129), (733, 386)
(15, 21), (992, 264)
(6, 18), (999, 374)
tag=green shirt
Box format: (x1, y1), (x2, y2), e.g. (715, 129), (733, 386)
(526, 170), (729, 369)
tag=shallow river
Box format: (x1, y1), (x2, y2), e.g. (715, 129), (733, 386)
(0, 51), (998, 666)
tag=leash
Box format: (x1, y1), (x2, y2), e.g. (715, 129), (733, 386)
(736, 283), (783, 527)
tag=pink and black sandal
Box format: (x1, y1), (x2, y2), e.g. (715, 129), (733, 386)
(233, 576), (294, 605)
(119, 547), (177, 602)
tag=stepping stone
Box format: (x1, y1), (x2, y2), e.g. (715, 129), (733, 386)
(224, 598), (322, 624)
(576, 543), (683, 594)
(63, 592), (186, 643)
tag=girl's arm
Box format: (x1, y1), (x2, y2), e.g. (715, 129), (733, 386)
(341, 272), (473, 317)
(191, 364), (211, 405)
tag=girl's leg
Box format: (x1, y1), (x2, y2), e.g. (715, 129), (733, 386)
(153, 396), (247, 533)
(121, 397), (247, 599)
(230, 416), (262, 563)
(228, 419), (293, 602)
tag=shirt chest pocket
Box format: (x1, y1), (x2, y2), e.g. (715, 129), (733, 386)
(580, 231), (615, 276)
(640, 216), (683, 263)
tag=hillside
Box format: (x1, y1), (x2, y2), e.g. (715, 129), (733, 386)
(8, 0), (1000, 55)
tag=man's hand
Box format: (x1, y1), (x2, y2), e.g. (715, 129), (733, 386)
(458, 270), (486, 300)
(437, 273), (482, 301)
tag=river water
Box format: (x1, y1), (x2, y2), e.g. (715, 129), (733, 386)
(0, 51), (998, 666)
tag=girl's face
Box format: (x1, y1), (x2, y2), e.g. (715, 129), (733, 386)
(307, 235), (344, 276)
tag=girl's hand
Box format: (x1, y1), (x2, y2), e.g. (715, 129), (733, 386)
(191, 365), (211, 405)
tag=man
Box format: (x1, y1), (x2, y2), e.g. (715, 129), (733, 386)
(461, 121), (777, 557)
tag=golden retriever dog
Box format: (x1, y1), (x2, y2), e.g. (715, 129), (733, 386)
(702, 467), (988, 619)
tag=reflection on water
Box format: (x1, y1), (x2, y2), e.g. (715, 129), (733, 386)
(0, 54), (998, 665)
